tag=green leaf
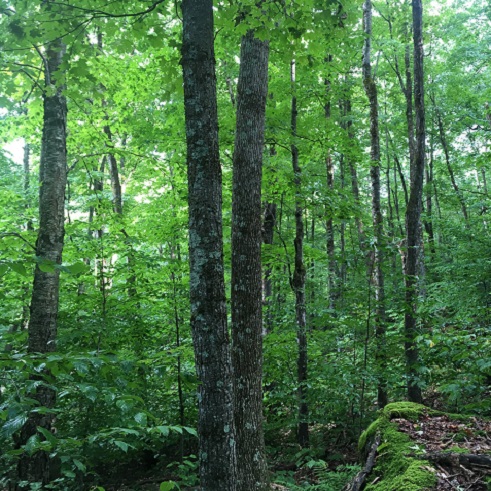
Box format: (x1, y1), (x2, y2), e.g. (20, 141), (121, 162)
(0, 264), (8, 276)
(38, 260), (56, 273)
(183, 426), (198, 437)
(73, 459), (86, 472)
(10, 262), (27, 276)
(37, 426), (57, 446)
(160, 482), (178, 491)
(114, 440), (129, 452)
(156, 426), (170, 437)
(65, 262), (89, 275)
(134, 412), (147, 426)
(0, 414), (28, 438)
(24, 434), (40, 455)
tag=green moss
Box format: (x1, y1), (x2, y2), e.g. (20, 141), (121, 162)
(382, 402), (427, 421)
(358, 402), (438, 491)
(358, 402), (427, 454)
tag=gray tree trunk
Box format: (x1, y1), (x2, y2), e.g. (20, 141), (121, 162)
(231, 29), (269, 491)
(291, 60), (309, 448)
(362, 0), (388, 409)
(17, 38), (67, 487)
(404, 0), (426, 404)
(181, 1), (237, 489)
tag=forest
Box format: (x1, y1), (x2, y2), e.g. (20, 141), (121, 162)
(0, 0), (490, 490)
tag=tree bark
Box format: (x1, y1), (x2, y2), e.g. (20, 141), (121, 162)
(17, 38), (67, 487)
(231, 29), (269, 491)
(181, 1), (237, 489)
(362, 0), (388, 409)
(404, 0), (426, 404)
(291, 60), (309, 448)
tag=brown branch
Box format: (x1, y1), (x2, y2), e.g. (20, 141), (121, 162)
(344, 433), (381, 491)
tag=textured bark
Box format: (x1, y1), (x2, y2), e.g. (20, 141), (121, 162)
(17, 38), (67, 487)
(231, 30), (269, 491)
(181, 1), (237, 489)
(291, 60), (309, 448)
(404, 0), (425, 404)
(362, 0), (388, 409)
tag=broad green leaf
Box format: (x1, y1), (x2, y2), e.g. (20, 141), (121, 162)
(114, 440), (129, 452)
(25, 434), (41, 455)
(134, 412), (147, 426)
(156, 426), (169, 437)
(183, 426), (198, 437)
(37, 426), (57, 446)
(0, 414), (28, 438)
(73, 459), (86, 472)
(160, 482), (178, 491)
(10, 262), (27, 276)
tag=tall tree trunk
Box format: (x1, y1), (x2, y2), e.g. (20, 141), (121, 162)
(231, 30), (269, 491)
(362, 0), (388, 409)
(404, 0), (425, 404)
(326, 153), (337, 310)
(181, 2), (237, 489)
(291, 60), (309, 448)
(17, 38), (67, 487)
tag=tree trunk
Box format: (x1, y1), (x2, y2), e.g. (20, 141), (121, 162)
(432, 95), (469, 223)
(291, 60), (309, 448)
(231, 29), (269, 491)
(17, 38), (67, 487)
(404, 0), (426, 404)
(362, 0), (388, 409)
(181, 1), (237, 489)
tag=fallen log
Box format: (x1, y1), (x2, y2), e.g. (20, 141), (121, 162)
(417, 452), (491, 472)
(343, 433), (381, 491)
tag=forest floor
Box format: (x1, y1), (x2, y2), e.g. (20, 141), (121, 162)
(96, 407), (491, 490)
(392, 411), (491, 490)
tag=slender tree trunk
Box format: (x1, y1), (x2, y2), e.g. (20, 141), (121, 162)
(362, 0), (388, 409)
(263, 199), (276, 334)
(291, 60), (309, 448)
(17, 38), (67, 487)
(404, 0), (425, 404)
(432, 96), (469, 223)
(326, 153), (337, 310)
(424, 129), (436, 255)
(181, 2), (236, 489)
(231, 30), (269, 491)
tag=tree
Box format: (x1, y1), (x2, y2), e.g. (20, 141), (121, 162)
(231, 28), (269, 491)
(181, 1), (236, 489)
(404, 0), (426, 404)
(17, 38), (67, 487)
(290, 59), (309, 448)
(362, 0), (388, 409)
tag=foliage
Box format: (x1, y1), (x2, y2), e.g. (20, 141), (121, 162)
(0, 0), (490, 488)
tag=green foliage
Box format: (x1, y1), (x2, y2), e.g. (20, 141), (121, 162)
(0, 0), (490, 488)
